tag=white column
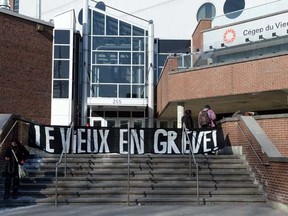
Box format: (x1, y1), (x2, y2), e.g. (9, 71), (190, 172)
(81, 0), (89, 126)
(37, 0), (41, 19)
(147, 20), (154, 128)
(0, 0), (10, 9)
(177, 103), (185, 128)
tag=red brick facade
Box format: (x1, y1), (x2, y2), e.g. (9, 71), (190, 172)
(192, 19), (212, 52)
(221, 116), (288, 204)
(0, 11), (53, 124)
(157, 54), (288, 117)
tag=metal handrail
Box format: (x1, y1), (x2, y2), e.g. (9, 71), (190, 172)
(0, 120), (18, 148)
(55, 122), (74, 206)
(127, 122), (131, 205)
(182, 124), (200, 205)
(237, 123), (270, 166)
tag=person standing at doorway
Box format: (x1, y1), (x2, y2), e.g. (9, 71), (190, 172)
(198, 105), (216, 128)
(181, 109), (194, 130)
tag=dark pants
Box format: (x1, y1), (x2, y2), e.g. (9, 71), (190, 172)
(4, 173), (19, 198)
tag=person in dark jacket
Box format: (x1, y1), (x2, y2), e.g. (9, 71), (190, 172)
(181, 109), (194, 130)
(3, 138), (29, 200)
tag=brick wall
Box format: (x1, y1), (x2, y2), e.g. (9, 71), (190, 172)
(192, 19), (212, 52)
(221, 116), (288, 204)
(0, 12), (53, 124)
(256, 116), (288, 157)
(156, 57), (178, 115)
(157, 53), (288, 116)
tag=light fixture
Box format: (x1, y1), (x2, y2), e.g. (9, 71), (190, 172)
(221, 43), (225, 47)
(36, 24), (44, 32)
(259, 35), (265, 40)
(209, 45), (213, 49)
(245, 38), (250, 42)
(272, 32), (277, 37)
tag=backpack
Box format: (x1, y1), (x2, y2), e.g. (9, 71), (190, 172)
(198, 110), (210, 127)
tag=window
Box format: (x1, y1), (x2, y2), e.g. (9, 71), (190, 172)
(53, 80), (69, 98)
(99, 84), (117, 97)
(54, 60), (69, 78)
(106, 16), (118, 35)
(133, 26), (144, 36)
(93, 11), (105, 35)
(90, 9), (148, 99)
(120, 21), (131, 35)
(54, 30), (70, 44)
(53, 29), (72, 99)
(197, 3), (216, 22)
(13, 0), (19, 13)
(54, 46), (70, 59)
(224, 0), (245, 19)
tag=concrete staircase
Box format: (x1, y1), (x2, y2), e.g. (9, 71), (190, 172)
(0, 152), (266, 207)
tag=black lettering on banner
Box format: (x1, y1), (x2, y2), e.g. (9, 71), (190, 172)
(28, 124), (225, 154)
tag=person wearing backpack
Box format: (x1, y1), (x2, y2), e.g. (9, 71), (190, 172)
(198, 104), (216, 128)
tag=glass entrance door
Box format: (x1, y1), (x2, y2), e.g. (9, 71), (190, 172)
(90, 117), (106, 127)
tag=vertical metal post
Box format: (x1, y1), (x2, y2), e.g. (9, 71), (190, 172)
(38, 0), (41, 19)
(81, 0), (89, 126)
(55, 166), (58, 206)
(196, 164), (200, 205)
(64, 129), (67, 178)
(127, 122), (131, 205)
(147, 20), (154, 128)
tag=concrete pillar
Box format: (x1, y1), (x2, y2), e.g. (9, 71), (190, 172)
(177, 103), (185, 128)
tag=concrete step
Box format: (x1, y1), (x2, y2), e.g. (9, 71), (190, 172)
(14, 180), (260, 190)
(22, 168), (251, 178)
(24, 163), (249, 171)
(16, 174), (254, 183)
(26, 157), (244, 164)
(0, 153), (266, 207)
(14, 187), (262, 196)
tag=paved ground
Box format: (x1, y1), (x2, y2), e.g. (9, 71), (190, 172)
(0, 204), (287, 216)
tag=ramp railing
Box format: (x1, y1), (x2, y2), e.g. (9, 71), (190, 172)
(182, 124), (200, 205)
(55, 122), (73, 206)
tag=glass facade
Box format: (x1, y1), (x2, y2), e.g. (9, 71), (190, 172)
(89, 9), (148, 99)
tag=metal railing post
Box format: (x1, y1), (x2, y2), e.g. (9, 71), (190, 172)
(0, 120), (18, 148)
(55, 122), (73, 206)
(182, 123), (200, 205)
(237, 123), (270, 166)
(55, 166), (58, 206)
(127, 122), (131, 205)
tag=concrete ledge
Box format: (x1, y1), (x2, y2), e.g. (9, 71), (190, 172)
(219, 114), (288, 124)
(240, 116), (282, 158)
(268, 200), (288, 213)
(0, 113), (13, 135)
